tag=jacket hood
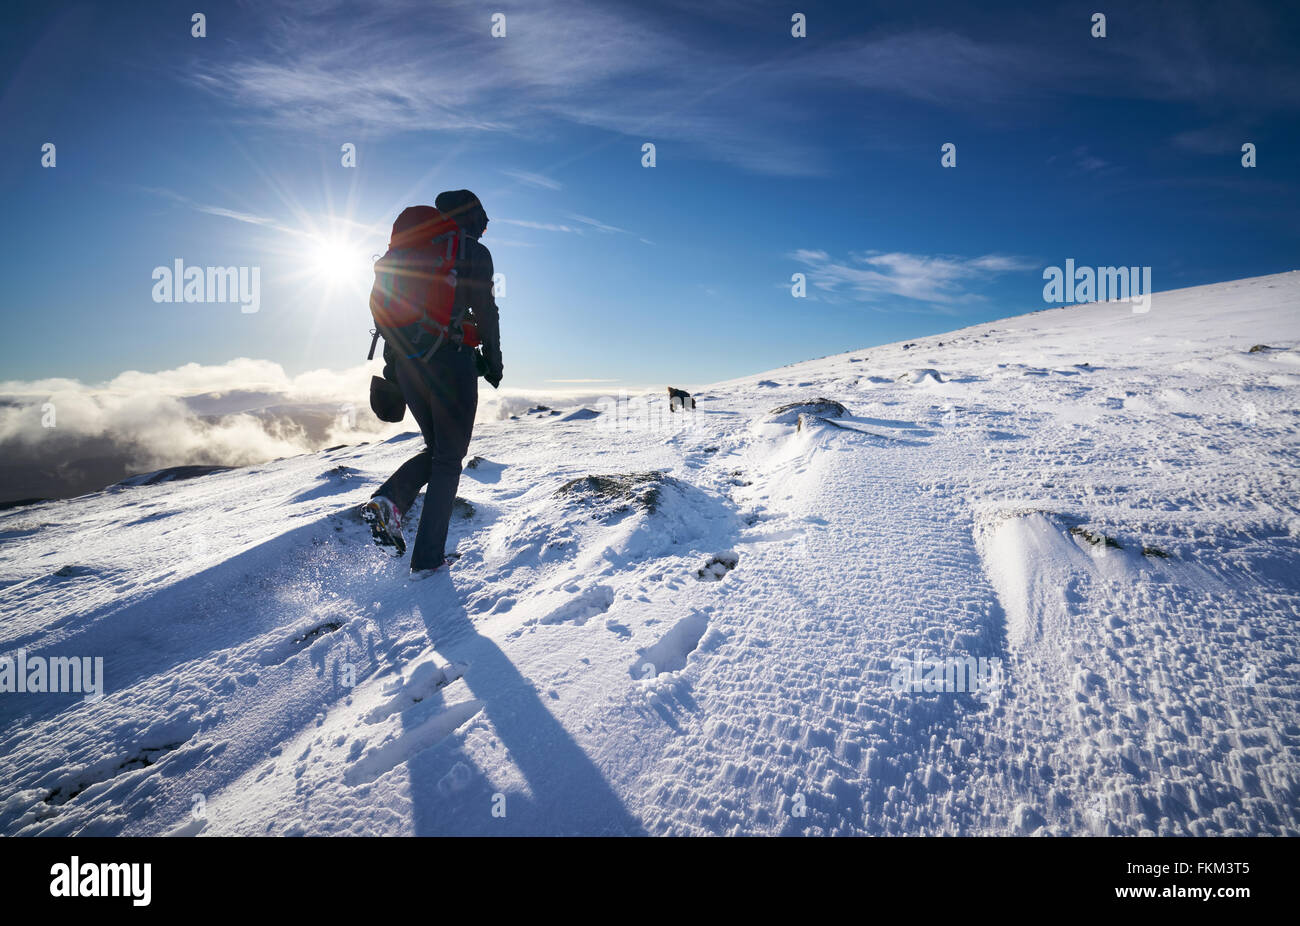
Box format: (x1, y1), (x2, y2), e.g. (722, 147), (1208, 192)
(434, 189), (488, 238)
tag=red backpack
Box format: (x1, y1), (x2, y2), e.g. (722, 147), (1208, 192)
(367, 205), (480, 361)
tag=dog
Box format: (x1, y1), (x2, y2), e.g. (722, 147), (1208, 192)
(667, 386), (696, 412)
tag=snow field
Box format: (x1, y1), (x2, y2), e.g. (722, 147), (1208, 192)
(1, 271), (1297, 835)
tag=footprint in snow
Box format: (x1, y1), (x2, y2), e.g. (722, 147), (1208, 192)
(43, 735), (196, 809)
(539, 585), (615, 625)
(255, 619), (347, 666)
(630, 611), (710, 680)
(365, 661), (467, 724)
(343, 699), (484, 787)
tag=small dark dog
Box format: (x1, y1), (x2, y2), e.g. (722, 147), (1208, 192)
(667, 386), (696, 412)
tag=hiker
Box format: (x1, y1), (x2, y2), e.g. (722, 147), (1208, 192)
(362, 190), (503, 576)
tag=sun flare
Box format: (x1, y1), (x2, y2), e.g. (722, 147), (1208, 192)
(308, 235), (371, 288)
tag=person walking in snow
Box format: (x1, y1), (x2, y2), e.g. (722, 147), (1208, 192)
(363, 190), (503, 576)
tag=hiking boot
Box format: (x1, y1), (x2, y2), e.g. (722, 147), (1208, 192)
(361, 496), (406, 556)
(409, 552), (461, 580)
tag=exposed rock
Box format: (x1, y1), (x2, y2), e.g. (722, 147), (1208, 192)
(769, 398), (848, 425)
(1070, 526), (1122, 549)
(696, 551), (739, 581)
(897, 368), (944, 384)
(555, 471), (669, 518)
(116, 464), (233, 487)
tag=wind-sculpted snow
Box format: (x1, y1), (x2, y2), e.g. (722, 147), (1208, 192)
(0, 271), (1297, 835)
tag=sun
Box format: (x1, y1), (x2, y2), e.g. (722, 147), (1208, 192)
(276, 209), (388, 311)
(308, 234), (371, 289)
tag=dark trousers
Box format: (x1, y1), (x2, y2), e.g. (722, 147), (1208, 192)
(373, 344), (478, 570)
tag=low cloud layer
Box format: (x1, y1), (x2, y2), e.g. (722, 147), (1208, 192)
(0, 359), (635, 504)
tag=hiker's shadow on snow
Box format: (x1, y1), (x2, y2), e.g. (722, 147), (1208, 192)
(0, 516), (387, 732)
(405, 591), (646, 836)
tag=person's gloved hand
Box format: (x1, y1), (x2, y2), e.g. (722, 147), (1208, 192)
(474, 348), (502, 389)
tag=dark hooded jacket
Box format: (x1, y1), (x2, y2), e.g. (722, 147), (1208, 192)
(434, 190), (503, 384)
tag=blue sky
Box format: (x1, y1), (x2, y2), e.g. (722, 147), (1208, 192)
(2, 0), (1298, 390)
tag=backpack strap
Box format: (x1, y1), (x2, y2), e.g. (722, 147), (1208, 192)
(417, 230), (469, 361)
(449, 230), (472, 352)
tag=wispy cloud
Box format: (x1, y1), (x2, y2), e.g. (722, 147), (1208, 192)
(496, 213), (637, 238)
(501, 169), (564, 191)
(178, 1), (840, 175)
(567, 213), (627, 234)
(1071, 146), (1111, 173)
(1170, 125), (1251, 155)
(786, 30), (1049, 106)
(183, 0), (1300, 178)
(483, 236), (541, 248)
(495, 218), (584, 234)
(1044, 146), (1123, 176)
(791, 249), (1035, 308)
(139, 186), (300, 236)
(196, 204), (285, 228)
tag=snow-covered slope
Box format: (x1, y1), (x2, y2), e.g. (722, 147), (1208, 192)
(2, 272), (1298, 836)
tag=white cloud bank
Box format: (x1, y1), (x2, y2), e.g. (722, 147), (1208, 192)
(0, 359), (632, 502)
